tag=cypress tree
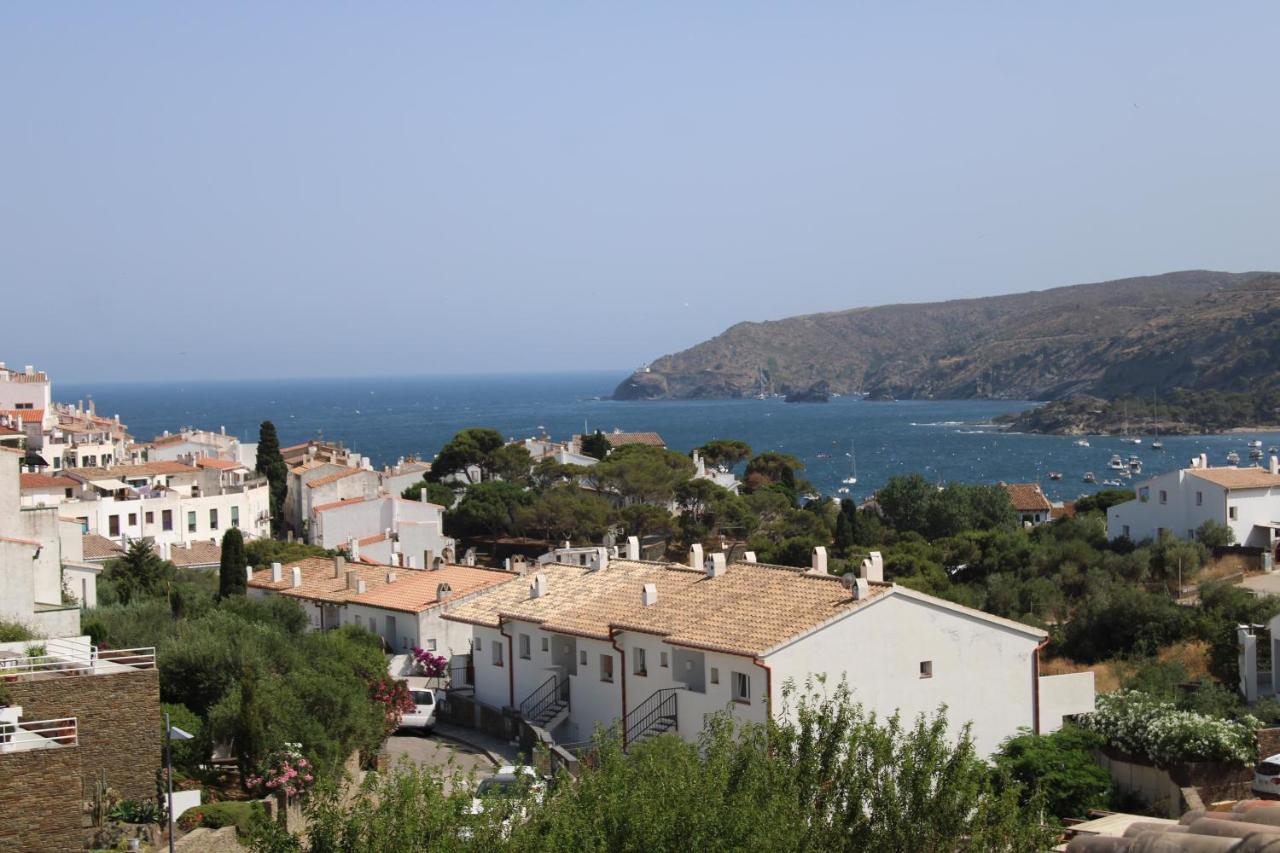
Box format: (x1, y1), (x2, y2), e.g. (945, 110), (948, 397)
(219, 527), (247, 598)
(256, 420), (288, 536)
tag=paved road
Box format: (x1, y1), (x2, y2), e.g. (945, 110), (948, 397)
(1241, 573), (1280, 597)
(384, 731), (496, 790)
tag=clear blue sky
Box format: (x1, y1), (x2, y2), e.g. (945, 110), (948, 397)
(4, 4), (1278, 382)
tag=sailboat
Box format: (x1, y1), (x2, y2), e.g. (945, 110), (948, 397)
(841, 445), (857, 485)
(1151, 391), (1163, 449)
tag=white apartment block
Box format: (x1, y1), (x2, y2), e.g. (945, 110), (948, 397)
(311, 493), (455, 567)
(0, 363), (52, 429)
(378, 458), (433, 499)
(147, 426), (258, 470)
(444, 545), (1093, 757)
(1108, 455), (1280, 550)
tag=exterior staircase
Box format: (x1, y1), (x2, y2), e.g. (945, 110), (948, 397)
(519, 673), (570, 732)
(622, 688), (681, 749)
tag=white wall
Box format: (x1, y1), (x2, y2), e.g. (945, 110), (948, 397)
(763, 592), (1042, 757)
(472, 625), (511, 709)
(1107, 470), (1226, 542)
(565, 637), (623, 744)
(1038, 671), (1096, 734)
(63, 484), (270, 546)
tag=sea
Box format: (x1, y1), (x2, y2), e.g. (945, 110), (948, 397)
(61, 371), (1279, 504)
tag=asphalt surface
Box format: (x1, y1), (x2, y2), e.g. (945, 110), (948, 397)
(384, 731), (497, 790)
(1241, 572), (1280, 597)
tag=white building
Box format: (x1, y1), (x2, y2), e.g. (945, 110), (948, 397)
(378, 458), (433, 499)
(1003, 483), (1053, 527)
(1107, 455), (1280, 550)
(443, 545), (1093, 757)
(311, 494), (455, 567)
(147, 427), (258, 470)
(247, 556), (517, 656)
(0, 363), (52, 429)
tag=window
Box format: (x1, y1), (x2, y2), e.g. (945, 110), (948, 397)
(660, 652), (669, 669)
(519, 634), (531, 660)
(1159, 490), (1167, 505)
(426, 639), (437, 651)
(209, 508), (219, 530)
(1229, 506), (1238, 520)
(541, 637), (549, 653)
(1196, 491), (1203, 507)
(579, 650), (587, 667)
(634, 647), (647, 676)
(108, 515), (120, 536)
(1139, 487), (1149, 502)
(187, 511), (197, 533)
(732, 672), (751, 703)
(920, 660), (933, 679)
(474, 637), (482, 652)
(385, 615), (397, 641)
(53, 458), (60, 470)
(64, 488), (73, 499)
(128, 512), (137, 526)
(600, 654), (614, 683)
(162, 510), (173, 531)
(1123, 525), (1130, 538)
(145, 511), (154, 525)
(231, 506), (240, 528)
(492, 642), (504, 667)
(710, 667), (720, 685)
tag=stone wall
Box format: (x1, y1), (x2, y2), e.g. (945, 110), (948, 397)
(7, 667), (161, 800)
(0, 743), (84, 852)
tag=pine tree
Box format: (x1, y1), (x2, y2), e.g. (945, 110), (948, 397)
(256, 420), (288, 536)
(218, 527), (247, 598)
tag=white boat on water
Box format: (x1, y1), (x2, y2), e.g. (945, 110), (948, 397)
(1108, 455), (1125, 470)
(1073, 438), (1091, 447)
(1083, 471), (1097, 484)
(842, 446), (858, 485)
(1227, 450), (1240, 465)
(1250, 440), (1264, 448)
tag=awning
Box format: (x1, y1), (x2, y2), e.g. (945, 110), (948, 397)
(88, 478), (132, 492)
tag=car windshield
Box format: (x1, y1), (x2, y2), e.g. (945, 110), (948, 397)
(1257, 760), (1280, 775)
(477, 778), (524, 797)
(412, 691), (434, 706)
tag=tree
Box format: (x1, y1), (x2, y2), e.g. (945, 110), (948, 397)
(103, 539), (173, 605)
(489, 444), (533, 484)
(256, 421), (288, 537)
(219, 528), (248, 599)
(696, 439), (752, 471)
(743, 452), (808, 498)
(400, 480), (456, 508)
(580, 431), (612, 461)
(1196, 519), (1235, 549)
(444, 481), (533, 541)
(995, 725), (1112, 822)
(594, 444), (695, 505)
(1074, 489), (1135, 515)
(429, 428), (505, 484)
(876, 473), (935, 535)
(516, 487), (614, 543)
(618, 504), (675, 541)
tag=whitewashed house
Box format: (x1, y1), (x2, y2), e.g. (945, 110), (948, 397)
(312, 494), (455, 567)
(147, 427), (259, 470)
(1107, 454), (1280, 549)
(443, 544), (1093, 757)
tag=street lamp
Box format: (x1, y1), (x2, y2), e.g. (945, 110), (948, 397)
(164, 712), (194, 853)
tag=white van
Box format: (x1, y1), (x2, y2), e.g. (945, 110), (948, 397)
(400, 688), (439, 734)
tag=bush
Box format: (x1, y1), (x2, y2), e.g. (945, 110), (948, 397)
(1078, 690), (1259, 767)
(0, 620), (37, 642)
(108, 798), (163, 824)
(162, 702), (206, 772)
(995, 725), (1112, 822)
(177, 801), (267, 834)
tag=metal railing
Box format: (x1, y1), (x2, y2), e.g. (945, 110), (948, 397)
(622, 687), (681, 748)
(0, 644), (154, 680)
(0, 717), (78, 753)
(519, 673), (568, 722)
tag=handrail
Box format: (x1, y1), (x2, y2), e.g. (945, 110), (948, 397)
(0, 646), (154, 679)
(0, 716), (78, 752)
(519, 673), (565, 721)
(622, 687), (680, 747)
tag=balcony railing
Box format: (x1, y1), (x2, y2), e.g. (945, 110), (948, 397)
(0, 717), (78, 753)
(0, 642), (155, 682)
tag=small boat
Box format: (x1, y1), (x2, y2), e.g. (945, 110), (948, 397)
(1073, 438), (1091, 447)
(1227, 450), (1240, 465)
(841, 446), (858, 485)
(1250, 440), (1264, 448)
(1048, 471), (1063, 481)
(1128, 438), (1143, 445)
(1250, 447), (1264, 460)
(1103, 479), (1123, 487)
(837, 486), (849, 494)
(1108, 455), (1125, 471)
(1270, 446), (1279, 455)
(1082, 471), (1097, 484)
(1151, 439), (1163, 449)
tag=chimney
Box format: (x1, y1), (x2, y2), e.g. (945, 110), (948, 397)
(334, 555), (346, 578)
(270, 562), (283, 583)
(356, 579), (367, 594)
(1201, 453), (1209, 469)
(1271, 455), (1279, 476)
(424, 549), (435, 571)
(290, 566), (302, 588)
(641, 582), (658, 606)
(811, 546), (828, 575)
(436, 581), (452, 602)
(24, 365), (33, 375)
(407, 555), (417, 569)
(743, 551), (757, 563)
(348, 537), (360, 562)
(421, 488), (431, 504)
(245, 564), (254, 582)
(707, 552), (727, 578)
(689, 543), (704, 570)
(346, 570), (358, 590)
(530, 572), (549, 598)
(626, 536), (640, 560)
(591, 546), (609, 571)
(860, 551), (884, 583)
(220, 425), (226, 435)
(385, 572), (397, 584)
(842, 574), (871, 600)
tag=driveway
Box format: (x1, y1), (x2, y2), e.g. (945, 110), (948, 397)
(1241, 572), (1280, 598)
(384, 731), (496, 790)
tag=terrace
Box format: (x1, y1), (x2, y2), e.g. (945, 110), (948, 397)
(0, 715), (78, 753)
(0, 637), (155, 683)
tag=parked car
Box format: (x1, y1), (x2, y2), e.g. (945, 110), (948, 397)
(1253, 753), (1280, 798)
(399, 688), (439, 734)
(465, 765), (545, 835)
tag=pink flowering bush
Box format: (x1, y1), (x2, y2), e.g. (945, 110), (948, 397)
(246, 745), (316, 799)
(371, 676), (417, 731)
(410, 646), (448, 678)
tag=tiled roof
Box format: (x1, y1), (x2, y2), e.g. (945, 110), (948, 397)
(247, 558), (514, 612)
(313, 497), (368, 513)
(0, 409), (44, 423)
(159, 541), (223, 567)
(195, 457), (244, 471)
(20, 473), (78, 490)
(604, 431), (666, 448)
(248, 557), (386, 604)
(306, 468), (369, 488)
(82, 533), (124, 561)
(71, 461), (199, 480)
(1188, 466), (1280, 490)
(150, 434), (186, 447)
(1002, 483), (1053, 512)
(1050, 501), (1076, 520)
(0, 535), (42, 547)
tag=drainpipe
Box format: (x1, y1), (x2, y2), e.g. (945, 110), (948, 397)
(498, 619), (515, 709)
(1031, 636), (1049, 735)
(752, 657), (773, 722)
(609, 628), (628, 747)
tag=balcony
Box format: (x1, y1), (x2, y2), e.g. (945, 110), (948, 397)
(0, 638), (155, 683)
(0, 715), (78, 753)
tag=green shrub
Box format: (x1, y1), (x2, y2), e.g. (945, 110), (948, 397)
(108, 798), (163, 824)
(995, 725), (1112, 822)
(1079, 690), (1259, 767)
(0, 620), (37, 642)
(177, 800), (266, 834)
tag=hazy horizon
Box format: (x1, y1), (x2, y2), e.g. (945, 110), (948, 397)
(5, 4), (1280, 383)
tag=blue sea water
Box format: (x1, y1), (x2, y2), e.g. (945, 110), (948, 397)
(60, 372), (1278, 503)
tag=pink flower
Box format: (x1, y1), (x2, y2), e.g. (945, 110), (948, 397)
(304, 774), (313, 782)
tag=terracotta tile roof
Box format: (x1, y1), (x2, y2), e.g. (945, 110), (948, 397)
(1002, 483), (1053, 512)
(20, 473), (78, 490)
(356, 532), (389, 546)
(247, 558), (513, 612)
(195, 457), (244, 471)
(0, 409), (44, 423)
(1188, 466), (1280, 490)
(248, 557), (386, 604)
(0, 446), (26, 455)
(1050, 501), (1076, 520)
(443, 563), (593, 628)
(82, 533), (124, 561)
(604, 431), (666, 448)
(150, 434), (186, 447)
(306, 468), (369, 488)
(313, 497), (368, 513)
(0, 534), (42, 547)
(0, 425), (22, 436)
(71, 461), (199, 480)
(163, 541), (222, 568)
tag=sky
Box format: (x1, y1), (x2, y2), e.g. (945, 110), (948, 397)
(3, 4), (1279, 382)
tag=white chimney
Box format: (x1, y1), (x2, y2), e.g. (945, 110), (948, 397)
(1271, 455), (1279, 476)
(626, 536), (640, 560)
(346, 569), (358, 590)
(530, 573), (549, 598)
(407, 555), (417, 569)
(385, 572), (397, 584)
(641, 583), (658, 606)
(743, 551), (757, 563)
(591, 546), (609, 571)
(437, 582), (453, 602)
(811, 546), (828, 575)
(1201, 453), (1209, 469)
(421, 488), (431, 504)
(424, 549), (435, 570)
(290, 566), (302, 588)
(860, 551), (884, 583)
(348, 537), (360, 562)
(245, 564), (254, 582)
(707, 552), (727, 578)
(689, 543), (704, 569)
(356, 579), (367, 594)
(334, 555), (346, 578)
(270, 562), (283, 583)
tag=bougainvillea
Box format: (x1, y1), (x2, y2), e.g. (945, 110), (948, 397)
(410, 646), (448, 678)
(246, 745), (315, 798)
(370, 676), (417, 730)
